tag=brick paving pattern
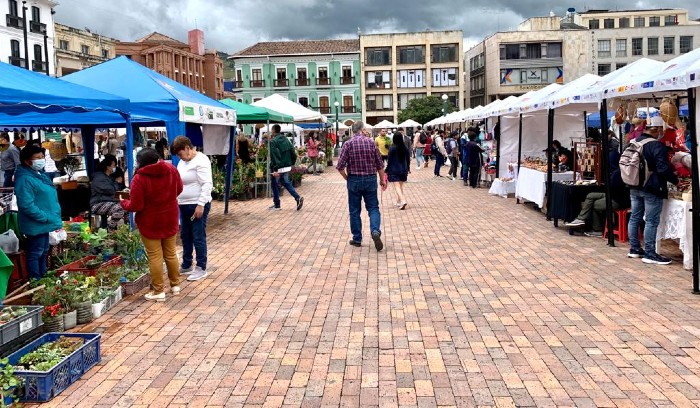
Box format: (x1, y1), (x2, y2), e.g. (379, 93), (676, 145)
(31, 168), (700, 407)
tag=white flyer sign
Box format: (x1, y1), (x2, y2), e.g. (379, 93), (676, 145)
(179, 101), (237, 126)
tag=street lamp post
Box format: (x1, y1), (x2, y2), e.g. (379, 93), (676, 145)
(334, 101), (340, 149)
(441, 94), (448, 117)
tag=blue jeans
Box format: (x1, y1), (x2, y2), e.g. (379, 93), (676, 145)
(347, 175), (381, 242)
(628, 189), (663, 254)
(434, 154), (444, 176)
(25, 233), (49, 280)
(179, 202), (210, 270)
(271, 172), (300, 208)
(3, 170), (14, 188)
(415, 149), (424, 168)
(461, 156), (468, 179)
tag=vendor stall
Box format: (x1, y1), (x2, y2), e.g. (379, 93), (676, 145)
(657, 199), (693, 270)
(547, 181), (604, 227)
(515, 167), (574, 208)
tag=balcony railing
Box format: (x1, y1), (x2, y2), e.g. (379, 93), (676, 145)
(233, 81), (244, 88)
(5, 14), (23, 29)
(316, 78), (330, 86)
(366, 83), (391, 89)
(274, 79), (289, 87)
(250, 80), (265, 88)
(340, 76), (355, 85)
(366, 106), (393, 111)
(30, 21), (46, 34)
(295, 78), (309, 86)
(341, 106), (356, 114)
(32, 60), (47, 72)
(319, 107), (331, 114)
(8, 56), (26, 68)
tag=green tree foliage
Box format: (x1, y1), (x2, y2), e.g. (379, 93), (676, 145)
(397, 96), (457, 126)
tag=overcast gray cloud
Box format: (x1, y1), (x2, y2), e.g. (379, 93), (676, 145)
(54, 0), (698, 54)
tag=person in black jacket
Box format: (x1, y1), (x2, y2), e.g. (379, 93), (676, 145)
(627, 117), (679, 265)
(386, 133), (411, 210)
(90, 155), (125, 230)
(465, 130), (484, 188)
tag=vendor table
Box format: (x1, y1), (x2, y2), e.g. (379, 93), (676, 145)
(488, 179), (516, 198)
(546, 182), (604, 227)
(515, 167), (574, 208)
(656, 199), (693, 270)
(58, 185), (91, 219)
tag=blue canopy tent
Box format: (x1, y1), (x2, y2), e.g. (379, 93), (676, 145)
(62, 56), (238, 213)
(0, 61), (137, 198)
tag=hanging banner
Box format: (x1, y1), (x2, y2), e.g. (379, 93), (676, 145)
(45, 132), (63, 141)
(179, 101), (236, 126)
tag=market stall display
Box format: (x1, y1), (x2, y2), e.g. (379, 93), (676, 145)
(573, 142), (602, 183)
(516, 167), (574, 208)
(547, 181), (604, 227)
(656, 199), (693, 270)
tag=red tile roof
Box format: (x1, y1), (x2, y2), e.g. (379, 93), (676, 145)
(233, 39), (359, 57)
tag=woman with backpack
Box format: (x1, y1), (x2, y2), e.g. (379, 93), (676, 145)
(386, 133), (411, 210)
(413, 126), (427, 170)
(422, 131), (433, 169)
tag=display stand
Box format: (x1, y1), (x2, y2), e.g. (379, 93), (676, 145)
(573, 142), (602, 184)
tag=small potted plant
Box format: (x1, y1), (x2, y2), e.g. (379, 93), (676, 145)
(41, 304), (64, 333)
(0, 357), (22, 406)
(60, 155), (81, 190)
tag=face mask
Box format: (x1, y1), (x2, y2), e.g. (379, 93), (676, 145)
(31, 159), (46, 171)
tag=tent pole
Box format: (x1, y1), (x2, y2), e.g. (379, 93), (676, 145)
(125, 117), (136, 229)
(266, 120), (271, 198)
(224, 126), (236, 215)
(516, 113), (523, 204)
(687, 87), (699, 294)
(495, 116), (501, 178)
(600, 99), (615, 247)
(546, 110), (554, 219)
(583, 111), (588, 139)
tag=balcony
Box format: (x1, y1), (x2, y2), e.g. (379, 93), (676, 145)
(32, 60), (47, 72)
(5, 14), (23, 29)
(250, 80), (265, 88)
(318, 107), (331, 114)
(295, 78), (309, 86)
(366, 105), (393, 112)
(233, 81), (244, 88)
(340, 76), (355, 85)
(341, 106), (357, 114)
(316, 78), (330, 86)
(30, 21), (47, 34)
(8, 56), (26, 68)
(274, 79), (289, 87)
(366, 83), (392, 89)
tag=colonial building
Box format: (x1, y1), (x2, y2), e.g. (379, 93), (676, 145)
(465, 8), (700, 107)
(359, 30), (465, 125)
(229, 39), (362, 124)
(0, 0), (56, 74)
(116, 30), (224, 100)
(54, 23), (118, 76)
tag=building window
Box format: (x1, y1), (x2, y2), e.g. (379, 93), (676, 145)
(59, 40), (69, 51)
(634, 17), (645, 27)
(341, 65), (354, 84)
(616, 39), (627, 57)
(101, 49), (108, 58)
(604, 18), (614, 28)
(275, 67), (288, 87)
(432, 68), (457, 86)
(525, 43), (541, 59)
(632, 38), (643, 56)
(547, 43), (562, 58)
(365, 47), (390, 65)
(298, 97), (308, 107)
(8, 0), (18, 16)
(365, 94), (393, 111)
(251, 68), (263, 87)
(649, 16), (660, 27)
(398, 45), (425, 64)
(648, 37), (659, 55)
(398, 93), (426, 110)
(431, 44), (458, 63)
(500, 44), (520, 60)
(317, 67), (329, 85)
(398, 69), (425, 88)
(597, 64), (612, 76)
(616, 63), (627, 70)
(367, 71), (391, 88)
(342, 95), (354, 112)
(318, 96), (330, 114)
(598, 40), (611, 58)
(680, 36), (693, 53)
(664, 36), (675, 54)
(9, 39), (22, 67)
(81, 44), (90, 55)
(619, 17), (630, 28)
(33, 44), (42, 61)
(589, 19), (599, 29)
(31, 6), (40, 22)
(296, 67), (308, 86)
(665, 15), (677, 26)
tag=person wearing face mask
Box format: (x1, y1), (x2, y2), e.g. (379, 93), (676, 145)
(90, 154), (125, 231)
(14, 144), (63, 280)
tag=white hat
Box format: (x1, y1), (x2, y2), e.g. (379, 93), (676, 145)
(648, 116), (664, 128)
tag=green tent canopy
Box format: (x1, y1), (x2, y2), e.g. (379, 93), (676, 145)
(219, 99), (293, 124)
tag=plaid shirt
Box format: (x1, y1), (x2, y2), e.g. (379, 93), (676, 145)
(336, 134), (384, 176)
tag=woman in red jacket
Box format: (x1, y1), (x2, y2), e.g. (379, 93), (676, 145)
(121, 148), (183, 301)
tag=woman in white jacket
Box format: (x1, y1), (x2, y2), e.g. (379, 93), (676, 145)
(171, 136), (213, 282)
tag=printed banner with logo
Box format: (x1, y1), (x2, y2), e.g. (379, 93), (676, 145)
(179, 102), (237, 126)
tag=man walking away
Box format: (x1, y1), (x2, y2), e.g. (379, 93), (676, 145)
(337, 121), (386, 251)
(433, 130), (448, 178)
(625, 117), (678, 265)
(447, 131), (459, 180)
(413, 126), (427, 170)
(269, 124), (304, 211)
(465, 131), (484, 188)
(0, 133), (20, 188)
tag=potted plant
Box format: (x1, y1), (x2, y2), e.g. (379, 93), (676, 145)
(83, 228), (108, 255)
(41, 304), (63, 333)
(290, 166), (305, 188)
(57, 278), (78, 330)
(60, 155), (81, 190)
(0, 357), (22, 407)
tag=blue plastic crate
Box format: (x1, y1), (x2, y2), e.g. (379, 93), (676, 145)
(6, 332), (101, 403)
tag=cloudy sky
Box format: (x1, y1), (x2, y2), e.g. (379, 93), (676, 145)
(54, 1), (697, 54)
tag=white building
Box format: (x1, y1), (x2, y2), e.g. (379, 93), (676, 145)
(0, 0), (57, 74)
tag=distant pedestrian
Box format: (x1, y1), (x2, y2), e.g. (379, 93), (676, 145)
(306, 131), (320, 175)
(0, 133), (20, 188)
(459, 130), (470, 184)
(413, 126), (427, 170)
(465, 130), (485, 188)
(375, 128), (392, 162)
(386, 133), (411, 210)
(269, 124), (304, 211)
(336, 121), (386, 251)
(446, 131), (459, 180)
(432, 130), (448, 178)
(400, 128), (412, 157)
(422, 129), (433, 169)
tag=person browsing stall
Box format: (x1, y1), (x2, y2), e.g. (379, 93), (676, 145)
(90, 154), (126, 231)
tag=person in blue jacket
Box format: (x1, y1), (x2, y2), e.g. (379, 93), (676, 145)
(459, 130), (470, 185)
(14, 144), (63, 279)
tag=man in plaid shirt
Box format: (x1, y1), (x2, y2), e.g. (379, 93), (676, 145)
(336, 121), (387, 251)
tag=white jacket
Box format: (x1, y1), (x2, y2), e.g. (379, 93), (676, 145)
(177, 152), (213, 206)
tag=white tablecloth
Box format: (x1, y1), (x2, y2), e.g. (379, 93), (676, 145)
(656, 199), (693, 270)
(489, 179), (516, 198)
(515, 168), (574, 208)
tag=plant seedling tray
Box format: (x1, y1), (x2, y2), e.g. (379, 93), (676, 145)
(0, 306), (43, 348)
(120, 273), (151, 296)
(56, 255), (122, 276)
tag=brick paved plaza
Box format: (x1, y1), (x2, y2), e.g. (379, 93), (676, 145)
(35, 169), (700, 408)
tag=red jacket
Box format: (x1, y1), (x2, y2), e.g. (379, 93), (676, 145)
(121, 161), (183, 239)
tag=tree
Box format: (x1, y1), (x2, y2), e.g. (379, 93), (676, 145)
(397, 95), (457, 126)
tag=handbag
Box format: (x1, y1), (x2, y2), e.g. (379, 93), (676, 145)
(445, 157), (452, 167)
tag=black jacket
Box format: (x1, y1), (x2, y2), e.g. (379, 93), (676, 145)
(386, 146), (411, 176)
(90, 171), (118, 206)
(633, 134), (678, 199)
(608, 150), (630, 208)
(465, 141), (484, 168)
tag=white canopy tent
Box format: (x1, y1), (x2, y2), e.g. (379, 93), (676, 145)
(398, 119), (422, 128)
(258, 123), (305, 147)
(578, 58), (664, 105)
(374, 119), (397, 129)
(252, 93), (327, 122)
(330, 121), (350, 130)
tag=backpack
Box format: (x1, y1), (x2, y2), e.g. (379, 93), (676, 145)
(419, 132), (427, 144)
(445, 139), (453, 155)
(619, 138), (655, 187)
(431, 138), (439, 155)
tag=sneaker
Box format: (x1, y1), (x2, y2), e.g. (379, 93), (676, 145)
(627, 248), (645, 258)
(642, 253), (672, 265)
(144, 292), (165, 302)
(171, 286), (181, 295)
(371, 230), (383, 252)
(348, 240), (361, 247)
(268, 205), (281, 211)
(296, 196), (304, 211)
(565, 219), (585, 227)
(584, 231), (603, 237)
(449, 175), (455, 181)
(187, 267), (208, 281)
(180, 265), (194, 275)
(399, 202), (407, 210)
(416, 166), (421, 170)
